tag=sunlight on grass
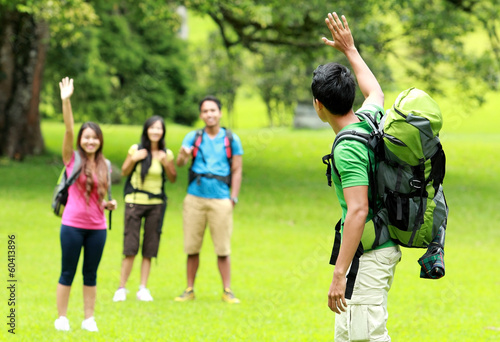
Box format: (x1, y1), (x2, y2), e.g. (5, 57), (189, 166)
(3, 113), (500, 340)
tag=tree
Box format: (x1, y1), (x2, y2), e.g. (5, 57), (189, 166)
(0, 0), (200, 159)
(0, 11), (43, 159)
(0, 0), (98, 159)
(185, 0), (499, 122)
(254, 47), (301, 127)
(42, 0), (200, 126)
(193, 31), (242, 128)
(181, 0), (397, 125)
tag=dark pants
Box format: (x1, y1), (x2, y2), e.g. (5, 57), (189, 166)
(123, 203), (164, 258)
(58, 224), (107, 286)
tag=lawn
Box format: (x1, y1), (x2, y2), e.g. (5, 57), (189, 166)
(1, 86), (500, 341)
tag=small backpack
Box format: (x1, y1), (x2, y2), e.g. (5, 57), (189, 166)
(188, 128), (234, 187)
(52, 152), (82, 217)
(52, 152), (113, 228)
(322, 88), (448, 297)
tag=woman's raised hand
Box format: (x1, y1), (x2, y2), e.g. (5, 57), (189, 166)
(59, 77), (74, 100)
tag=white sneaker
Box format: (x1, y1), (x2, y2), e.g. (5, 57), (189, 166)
(81, 316), (98, 332)
(54, 316), (70, 331)
(113, 287), (127, 302)
(136, 287), (153, 301)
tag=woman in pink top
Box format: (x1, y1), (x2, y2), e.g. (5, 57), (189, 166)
(54, 77), (117, 333)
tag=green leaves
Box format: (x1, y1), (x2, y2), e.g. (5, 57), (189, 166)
(41, 0), (198, 125)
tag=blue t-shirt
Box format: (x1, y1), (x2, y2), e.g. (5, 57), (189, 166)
(182, 128), (243, 199)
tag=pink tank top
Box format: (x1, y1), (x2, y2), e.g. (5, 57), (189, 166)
(61, 152), (107, 229)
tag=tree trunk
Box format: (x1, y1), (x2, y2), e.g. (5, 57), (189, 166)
(0, 11), (48, 160)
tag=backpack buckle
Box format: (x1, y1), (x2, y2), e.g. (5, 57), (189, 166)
(409, 178), (422, 189)
(322, 154), (333, 187)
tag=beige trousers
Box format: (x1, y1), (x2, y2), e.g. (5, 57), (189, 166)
(335, 245), (401, 342)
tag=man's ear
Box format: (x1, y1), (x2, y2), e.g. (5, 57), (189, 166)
(314, 98), (324, 111)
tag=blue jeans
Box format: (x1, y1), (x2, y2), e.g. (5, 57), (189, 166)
(58, 224), (107, 286)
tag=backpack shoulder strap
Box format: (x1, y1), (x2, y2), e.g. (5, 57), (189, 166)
(333, 130), (371, 151)
(188, 128), (234, 187)
(192, 129), (204, 159)
(355, 109), (383, 132)
(66, 152), (83, 186)
(223, 127), (233, 166)
(328, 218), (364, 300)
(105, 158), (113, 230)
(105, 159), (112, 200)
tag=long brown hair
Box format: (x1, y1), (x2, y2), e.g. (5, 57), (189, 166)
(76, 122), (108, 203)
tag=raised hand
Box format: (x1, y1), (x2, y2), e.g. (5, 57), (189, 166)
(59, 77), (74, 100)
(322, 13), (355, 54)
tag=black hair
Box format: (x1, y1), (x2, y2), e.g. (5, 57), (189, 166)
(139, 115), (166, 183)
(311, 62), (356, 115)
(199, 95), (222, 111)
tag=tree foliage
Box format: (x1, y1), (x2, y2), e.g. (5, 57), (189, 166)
(191, 31), (242, 127)
(42, 0), (200, 125)
(0, 0), (200, 159)
(183, 0), (499, 121)
(0, 0), (99, 158)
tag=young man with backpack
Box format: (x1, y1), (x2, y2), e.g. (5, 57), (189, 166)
(311, 13), (401, 341)
(175, 95), (243, 303)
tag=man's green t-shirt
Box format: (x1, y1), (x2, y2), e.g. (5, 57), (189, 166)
(332, 103), (395, 251)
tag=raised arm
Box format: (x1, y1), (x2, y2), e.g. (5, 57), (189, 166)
(322, 13), (384, 108)
(59, 77), (75, 164)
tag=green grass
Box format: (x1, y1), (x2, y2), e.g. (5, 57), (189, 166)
(2, 95), (500, 341)
(4, 13), (500, 337)
(2, 8), (499, 341)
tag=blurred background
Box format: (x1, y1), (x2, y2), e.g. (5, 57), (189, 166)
(1, 0), (499, 159)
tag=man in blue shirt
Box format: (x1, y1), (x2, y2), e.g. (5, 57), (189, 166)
(175, 96), (243, 303)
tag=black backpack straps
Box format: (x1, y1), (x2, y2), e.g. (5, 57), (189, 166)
(430, 143), (446, 189)
(329, 219), (342, 265)
(322, 130), (371, 187)
(356, 111), (378, 132)
(123, 144), (166, 200)
(329, 219), (364, 300)
(344, 242), (364, 300)
(332, 130), (370, 178)
(322, 154), (333, 187)
(105, 159), (112, 201)
(123, 144), (142, 198)
(105, 159), (113, 230)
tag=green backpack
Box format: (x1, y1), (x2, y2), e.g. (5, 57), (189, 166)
(377, 87), (448, 247)
(322, 88), (448, 296)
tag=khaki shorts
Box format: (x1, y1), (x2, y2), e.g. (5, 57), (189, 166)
(182, 194), (233, 256)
